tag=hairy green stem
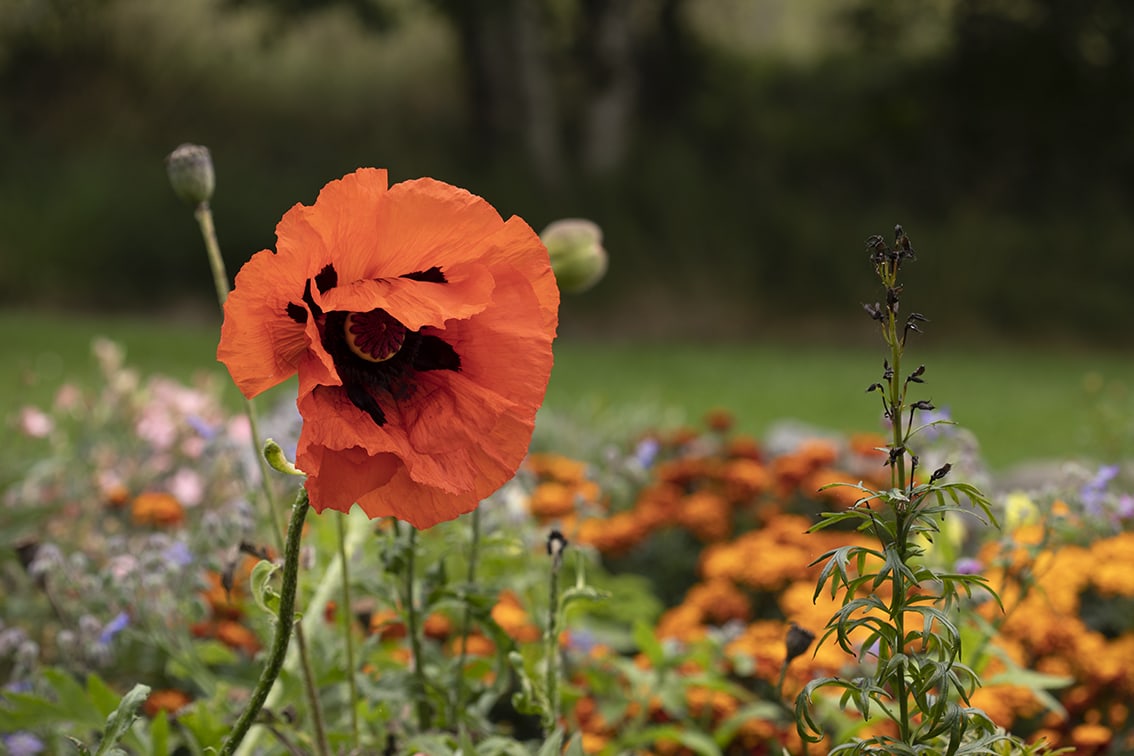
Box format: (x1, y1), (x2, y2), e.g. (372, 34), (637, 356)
(455, 507), (482, 731)
(336, 513), (361, 747)
(882, 253), (912, 742)
(294, 623), (331, 756)
(544, 551), (563, 733)
(193, 201), (327, 751)
(404, 525), (432, 731)
(219, 489), (310, 756)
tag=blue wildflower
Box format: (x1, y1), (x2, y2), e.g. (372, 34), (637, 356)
(98, 611), (130, 646)
(3, 733), (45, 756)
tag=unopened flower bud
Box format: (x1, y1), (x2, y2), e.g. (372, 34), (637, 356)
(547, 528), (568, 569)
(264, 439), (304, 477)
(541, 218), (607, 294)
(165, 143), (215, 206)
(784, 622), (815, 664)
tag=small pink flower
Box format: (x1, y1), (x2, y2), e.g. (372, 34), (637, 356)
(168, 468), (204, 507)
(53, 384), (82, 412)
(227, 415), (252, 444)
(17, 407), (53, 438)
(181, 435), (206, 459)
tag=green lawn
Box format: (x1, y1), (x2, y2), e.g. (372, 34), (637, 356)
(4, 309), (1132, 470)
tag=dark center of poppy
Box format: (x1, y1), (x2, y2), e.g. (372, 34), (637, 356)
(286, 264), (462, 428)
(344, 309), (406, 363)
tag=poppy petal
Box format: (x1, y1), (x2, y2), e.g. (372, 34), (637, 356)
(301, 444), (400, 514)
(220, 168), (559, 529)
(318, 261), (495, 331)
(218, 248), (312, 398)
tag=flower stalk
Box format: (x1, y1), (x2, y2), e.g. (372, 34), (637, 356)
(218, 488), (310, 756)
(403, 524), (432, 731)
(336, 514), (360, 747)
(543, 530), (568, 734)
(168, 144), (327, 752)
(796, 226), (1010, 753)
(454, 507), (482, 732)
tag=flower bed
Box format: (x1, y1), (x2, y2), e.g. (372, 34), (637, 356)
(3, 346), (1132, 753)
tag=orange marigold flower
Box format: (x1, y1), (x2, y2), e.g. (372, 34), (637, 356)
(577, 511), (648, 555)
(529, 481), (578, 520)
(423, 612), (454, 641)
(1070, 723), (1112, 751)
(719, 458), (771, 501)
(103, 482), (131, 509)
(214, 620), (261, 656)
(143, 688), (192, 718)
(369, 608), (408, 640)
(218, 169), (559, 529)
(130, 492), (185, 528)
(703, 408), (734, 432)
(449, 633), (495, 657)
(526, 453), (588, 484)
(805, 467), (863, 508)
(725, 434), (762, 460)
(677, 490), (732, 542)
(491, 590), (541, 643)
(684, 580), (750, 624)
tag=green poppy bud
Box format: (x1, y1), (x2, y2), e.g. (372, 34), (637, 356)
(541, 218), (607, 294)
(165, 143), (215, 206)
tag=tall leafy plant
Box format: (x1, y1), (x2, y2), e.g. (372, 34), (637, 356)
(794, 227), (1048, 754)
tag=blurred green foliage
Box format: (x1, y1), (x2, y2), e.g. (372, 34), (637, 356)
(2, 0), (1132, 342)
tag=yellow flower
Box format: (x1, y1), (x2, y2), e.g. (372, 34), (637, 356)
(1003, 491), (1040, 530)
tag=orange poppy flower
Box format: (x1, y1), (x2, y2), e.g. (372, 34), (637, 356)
(218, 169), (559, 528)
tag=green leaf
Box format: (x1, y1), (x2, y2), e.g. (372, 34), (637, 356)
(535, 728), (565, 756)
(94, 683), (151, 756)
(562, 732), (587, 756)
(626, 725), (723, 756)
(44, 668), (102, 724)
(632, 619), (666, 668)
(249, 558), (280, 615)
(150, 710), (171, 756)
(85, 674), (121, 717)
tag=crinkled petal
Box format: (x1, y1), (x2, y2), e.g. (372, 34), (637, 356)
(218, 248), (311, 398)
(300, 443), (400, 516)
(318, 261), (494, 331)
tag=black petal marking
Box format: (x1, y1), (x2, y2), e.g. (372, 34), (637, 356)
(401, 266), (447, 284)
(286, 302), (308, 323)
(314, 264), (338, 293)
(346, 381), (387, 426)
(413, 334), (461, 372)
(302, 279), (323, 318)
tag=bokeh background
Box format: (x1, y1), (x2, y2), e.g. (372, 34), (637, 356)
(3, 0), (1133, 345)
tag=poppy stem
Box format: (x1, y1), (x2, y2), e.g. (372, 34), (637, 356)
(189, 198), (324, 756)
(404, 525), (433, 731)
(194, 202), (232, 308)
(543, 538), (564, 734)
(191, 201), (287, 550)
(454, 507), (481, 733)
(219, 487), (310, 756)
(335, 513), (361, 747)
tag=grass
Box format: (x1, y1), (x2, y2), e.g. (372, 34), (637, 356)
(4, 309), (1133, 471)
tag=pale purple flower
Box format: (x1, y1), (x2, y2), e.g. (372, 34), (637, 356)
(1081, 464), (1120, 516)
(3, 732), (45, 756)
(917, 406), (952, 440)
(634, 437), (660, 469)
(186, 414), (218, 440)
(98, 612), (130, 645)
(163, 540), (193, 568)
(954, 557), (983, 575)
